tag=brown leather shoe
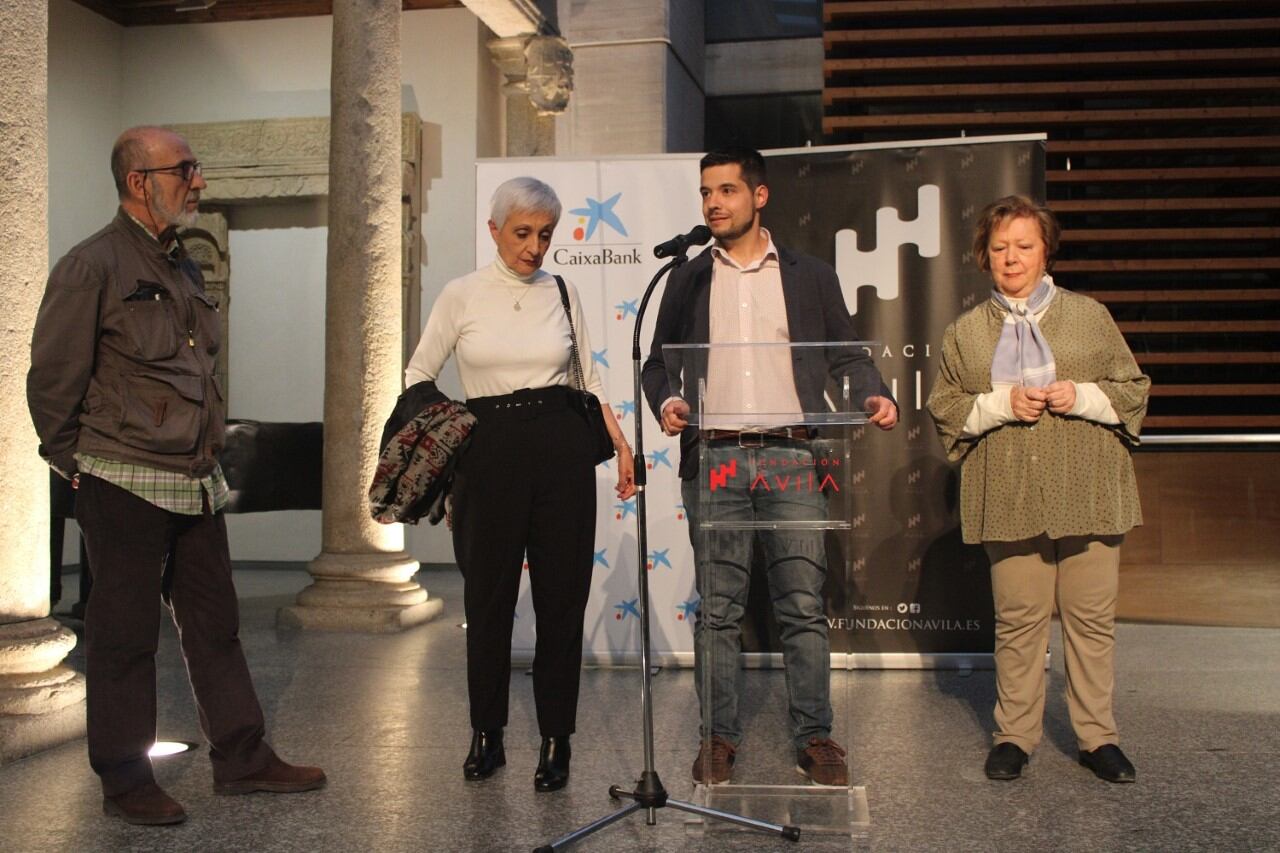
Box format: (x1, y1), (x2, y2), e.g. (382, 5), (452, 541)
(691, 735), (736, 784)
(796, 737), (849, 787)
(102, 782), (187, 826)
(213, 755), (327, 795)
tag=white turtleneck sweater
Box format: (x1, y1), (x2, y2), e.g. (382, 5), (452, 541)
(405, 257), (607, 401)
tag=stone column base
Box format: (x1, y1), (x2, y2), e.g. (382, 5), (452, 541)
(0, 618), (86, 765)
(278, 552), (444, 633)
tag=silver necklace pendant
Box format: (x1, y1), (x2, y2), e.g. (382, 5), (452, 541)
(513, 302), (522, 311)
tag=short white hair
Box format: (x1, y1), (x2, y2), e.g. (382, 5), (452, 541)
(489, 176), (561, 228)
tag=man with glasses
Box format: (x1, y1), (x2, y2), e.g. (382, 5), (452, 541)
(27, 126), (325, 825)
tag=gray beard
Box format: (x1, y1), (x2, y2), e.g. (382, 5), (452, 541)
(147, 179), (198, 230)
(171, 208), (199, 229)
(153, 199), (198, 230)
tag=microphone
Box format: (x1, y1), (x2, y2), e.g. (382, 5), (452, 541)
(653, 225), (712, 259)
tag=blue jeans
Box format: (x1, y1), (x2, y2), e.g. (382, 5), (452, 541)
(681, 439), (833, 750)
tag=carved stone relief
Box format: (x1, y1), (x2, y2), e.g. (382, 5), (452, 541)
(487, 35), (572, 155)
(168, 115), (424, 396)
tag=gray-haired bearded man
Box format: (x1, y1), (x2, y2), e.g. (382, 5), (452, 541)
(28, 126), (325, 825)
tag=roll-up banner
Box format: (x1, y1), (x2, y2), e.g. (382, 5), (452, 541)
(474, 134), (1045, 668)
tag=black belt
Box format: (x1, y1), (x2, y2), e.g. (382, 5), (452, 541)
(702, 427), (811, 446)
(467, 386), (570, 420)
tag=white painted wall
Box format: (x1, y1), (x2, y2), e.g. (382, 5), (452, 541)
(48, 0), (122, 261)
(219, 203), (329, 560)
(46, 3), (501, 563)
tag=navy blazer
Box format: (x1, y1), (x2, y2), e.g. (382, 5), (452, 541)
(641, 244), (891, 480)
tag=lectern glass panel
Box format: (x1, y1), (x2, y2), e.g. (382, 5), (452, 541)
(664, 342), (873, 839)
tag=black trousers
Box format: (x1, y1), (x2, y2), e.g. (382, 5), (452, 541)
(452, 386), (597, 736)
(74, 474), (274, 796)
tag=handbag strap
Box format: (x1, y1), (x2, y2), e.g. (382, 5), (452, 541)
(553, 274), (587, 392)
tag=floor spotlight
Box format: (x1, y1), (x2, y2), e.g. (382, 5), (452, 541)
(149, 741), (197, 758)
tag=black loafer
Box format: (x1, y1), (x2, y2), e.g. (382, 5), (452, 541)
(533, 735), (571, 792)
(984, 742), (1029, 780)
(463, 729), (505, 780)
(1079, 744), (1136, 783)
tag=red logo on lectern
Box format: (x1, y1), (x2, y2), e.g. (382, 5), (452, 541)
(708, 460), (738, 491)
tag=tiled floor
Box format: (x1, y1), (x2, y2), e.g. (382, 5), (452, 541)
(3, 566), (1277, 852)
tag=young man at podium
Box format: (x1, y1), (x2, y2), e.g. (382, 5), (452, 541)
(642, 148), (897, 787)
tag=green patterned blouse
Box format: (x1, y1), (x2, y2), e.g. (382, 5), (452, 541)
(927, 288), (1150, 544)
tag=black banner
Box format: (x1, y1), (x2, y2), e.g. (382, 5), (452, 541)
(744, 137), (1047, 658)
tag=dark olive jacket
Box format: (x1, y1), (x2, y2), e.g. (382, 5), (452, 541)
(27, 210), (225, 478)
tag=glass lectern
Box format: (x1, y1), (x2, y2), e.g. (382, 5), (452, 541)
(663, 342), (875, 841)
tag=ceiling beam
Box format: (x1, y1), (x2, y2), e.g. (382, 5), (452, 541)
(71, 1), (463, 27)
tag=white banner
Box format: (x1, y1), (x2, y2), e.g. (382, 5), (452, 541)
(477, 156), (704, 664)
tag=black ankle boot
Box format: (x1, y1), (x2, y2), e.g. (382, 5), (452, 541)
(463, 729), (505, 780)
(533, 735), (571, 792)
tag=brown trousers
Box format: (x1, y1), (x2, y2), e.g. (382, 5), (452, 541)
(986, 534), (1123, 754)
(75, 474), (274, 796)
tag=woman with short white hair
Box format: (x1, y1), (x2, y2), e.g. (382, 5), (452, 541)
(406, 176), (635, 792)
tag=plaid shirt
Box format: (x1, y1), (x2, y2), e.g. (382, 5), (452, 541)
(76, 453), (229, 515)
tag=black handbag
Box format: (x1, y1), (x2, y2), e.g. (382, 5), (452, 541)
(554, 275), (616, 466)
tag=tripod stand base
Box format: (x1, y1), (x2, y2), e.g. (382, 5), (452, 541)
(533, 771), (800, 852)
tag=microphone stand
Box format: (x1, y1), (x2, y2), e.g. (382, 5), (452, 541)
(533, 247), (801, 852)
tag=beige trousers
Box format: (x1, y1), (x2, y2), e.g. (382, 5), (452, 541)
(985, 534), (1123, 753)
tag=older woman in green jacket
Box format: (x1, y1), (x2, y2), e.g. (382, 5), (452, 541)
(927, 195), (1150, 784)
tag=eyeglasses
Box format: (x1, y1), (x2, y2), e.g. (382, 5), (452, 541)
(135, 160), (202, 181)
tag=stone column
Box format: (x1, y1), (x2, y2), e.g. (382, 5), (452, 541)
(0, 0), (86, 763)
(279, 0), (442, 632)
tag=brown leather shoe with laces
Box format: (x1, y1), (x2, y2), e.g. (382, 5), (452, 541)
(796, 737), (848, 786)
(691, 735), (736, 784)
(102, 782), (187, 826)
(213, 755), (327, 795)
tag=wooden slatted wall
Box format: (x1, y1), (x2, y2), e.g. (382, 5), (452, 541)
(823, 0), (1280, 434)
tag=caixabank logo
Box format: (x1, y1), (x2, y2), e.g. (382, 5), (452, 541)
(676, 597), (698, 624)
(552, 191), (643, 266)
(612, 399), (636, 421)
(645, 449), (673, 471)
(613, 598), (641, 621)
(645, 549), (673, 571)
(615, 299), (639, 321)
